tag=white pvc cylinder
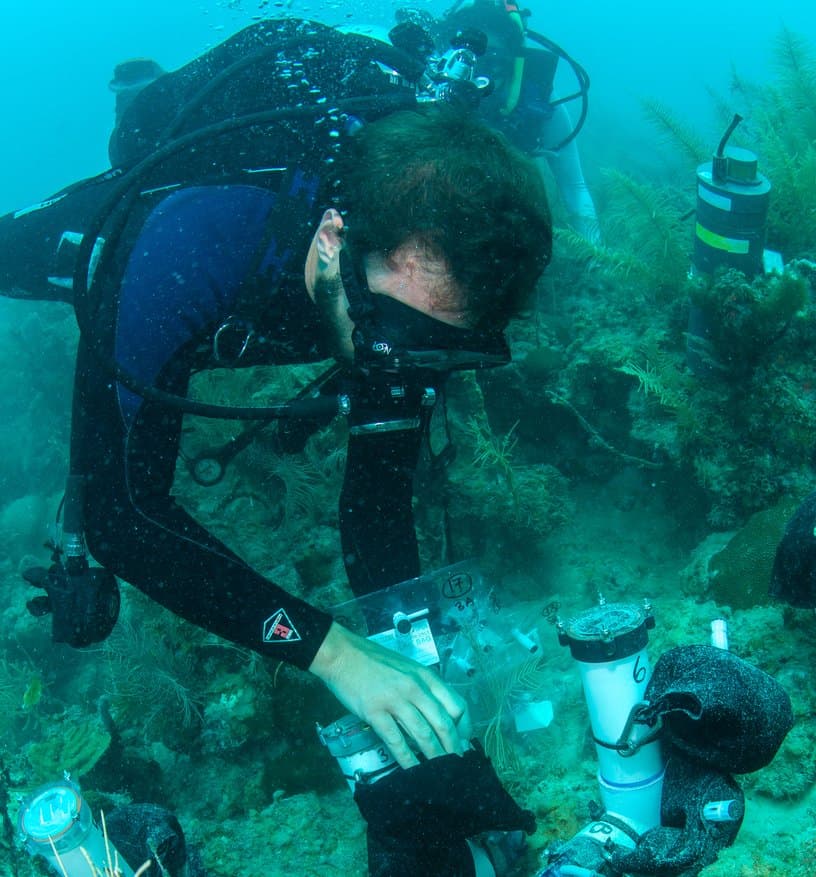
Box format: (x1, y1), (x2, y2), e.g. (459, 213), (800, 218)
(597, 769), (665, 836)
(710, 618), (729, 651)
(19, 783), (135, 877)
(576, 648), (664, 833)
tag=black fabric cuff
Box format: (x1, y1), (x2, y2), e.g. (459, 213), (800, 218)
(255, 597), (335, 671)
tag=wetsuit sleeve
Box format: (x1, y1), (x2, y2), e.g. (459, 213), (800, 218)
(0, 171), (124, 304)
(71, 183), (335, 671)
(74, 346), (335, 670)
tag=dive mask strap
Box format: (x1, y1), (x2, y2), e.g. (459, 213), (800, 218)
(339, 248), (511, 373)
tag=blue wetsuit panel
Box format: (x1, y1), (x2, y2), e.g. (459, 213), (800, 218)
(115, 185), (283, 424)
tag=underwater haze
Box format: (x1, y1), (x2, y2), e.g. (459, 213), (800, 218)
(2, 1), (816, 876)
(0, 0), (812, 210)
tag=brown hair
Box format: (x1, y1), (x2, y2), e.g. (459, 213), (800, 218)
(337, 105), (551, 328)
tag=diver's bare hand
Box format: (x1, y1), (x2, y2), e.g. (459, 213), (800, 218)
(305, 208), (345, 301)
(315, 207), (344, 274)
(309, 622), (472, 768)
(304, 209), (354, 360)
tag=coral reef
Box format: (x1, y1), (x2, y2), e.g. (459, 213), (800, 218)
(704, 496), (804, 609)
(24, 710), (112, 782)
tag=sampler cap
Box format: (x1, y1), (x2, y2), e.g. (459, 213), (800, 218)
(18, 780), (89, 851)
(557, 601), (655, 663)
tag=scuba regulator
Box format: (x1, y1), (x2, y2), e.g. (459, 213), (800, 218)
(394, 1), (592, 151)
(396, 22), (494, 108)
(23, 474), (120, 648)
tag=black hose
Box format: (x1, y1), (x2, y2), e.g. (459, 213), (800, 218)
(525, 28), (590, 152)
(70, 95), (413, 422)
(717, 113), (744, 156)
(75, 95), (413, 327)
(711, 113), (744, 183)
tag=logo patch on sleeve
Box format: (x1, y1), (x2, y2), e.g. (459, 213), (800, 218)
(263, 609), (301, 644)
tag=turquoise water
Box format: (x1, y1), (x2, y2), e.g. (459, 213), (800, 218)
(0, 0), (810, 210)
(1, 3), (816, 875)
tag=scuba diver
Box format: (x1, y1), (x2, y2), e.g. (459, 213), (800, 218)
(1, 17), (795, 877)
(1, 16), (551, 877)
(403, 0), (601, 243)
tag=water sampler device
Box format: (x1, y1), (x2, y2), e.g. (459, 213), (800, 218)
(536, 598), (664, 875)
(687, 113), (778, 373)
(18, 776), (136, 877)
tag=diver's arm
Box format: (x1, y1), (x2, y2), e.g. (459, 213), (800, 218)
(305, 208), (355, 362)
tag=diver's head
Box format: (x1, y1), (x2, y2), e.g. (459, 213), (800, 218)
(310, 104), (550, 371)
(337, 104), (551, 332)
(305, 207), (513, 370)
(442, 1), (527, 49)
(109, 58), (166, 125)
(399, 3), (525, 62)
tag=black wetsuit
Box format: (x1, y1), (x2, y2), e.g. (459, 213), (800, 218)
(0, 19), (425, 669)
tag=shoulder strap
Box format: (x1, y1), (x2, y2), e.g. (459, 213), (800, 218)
(212, 167), (319, 364)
